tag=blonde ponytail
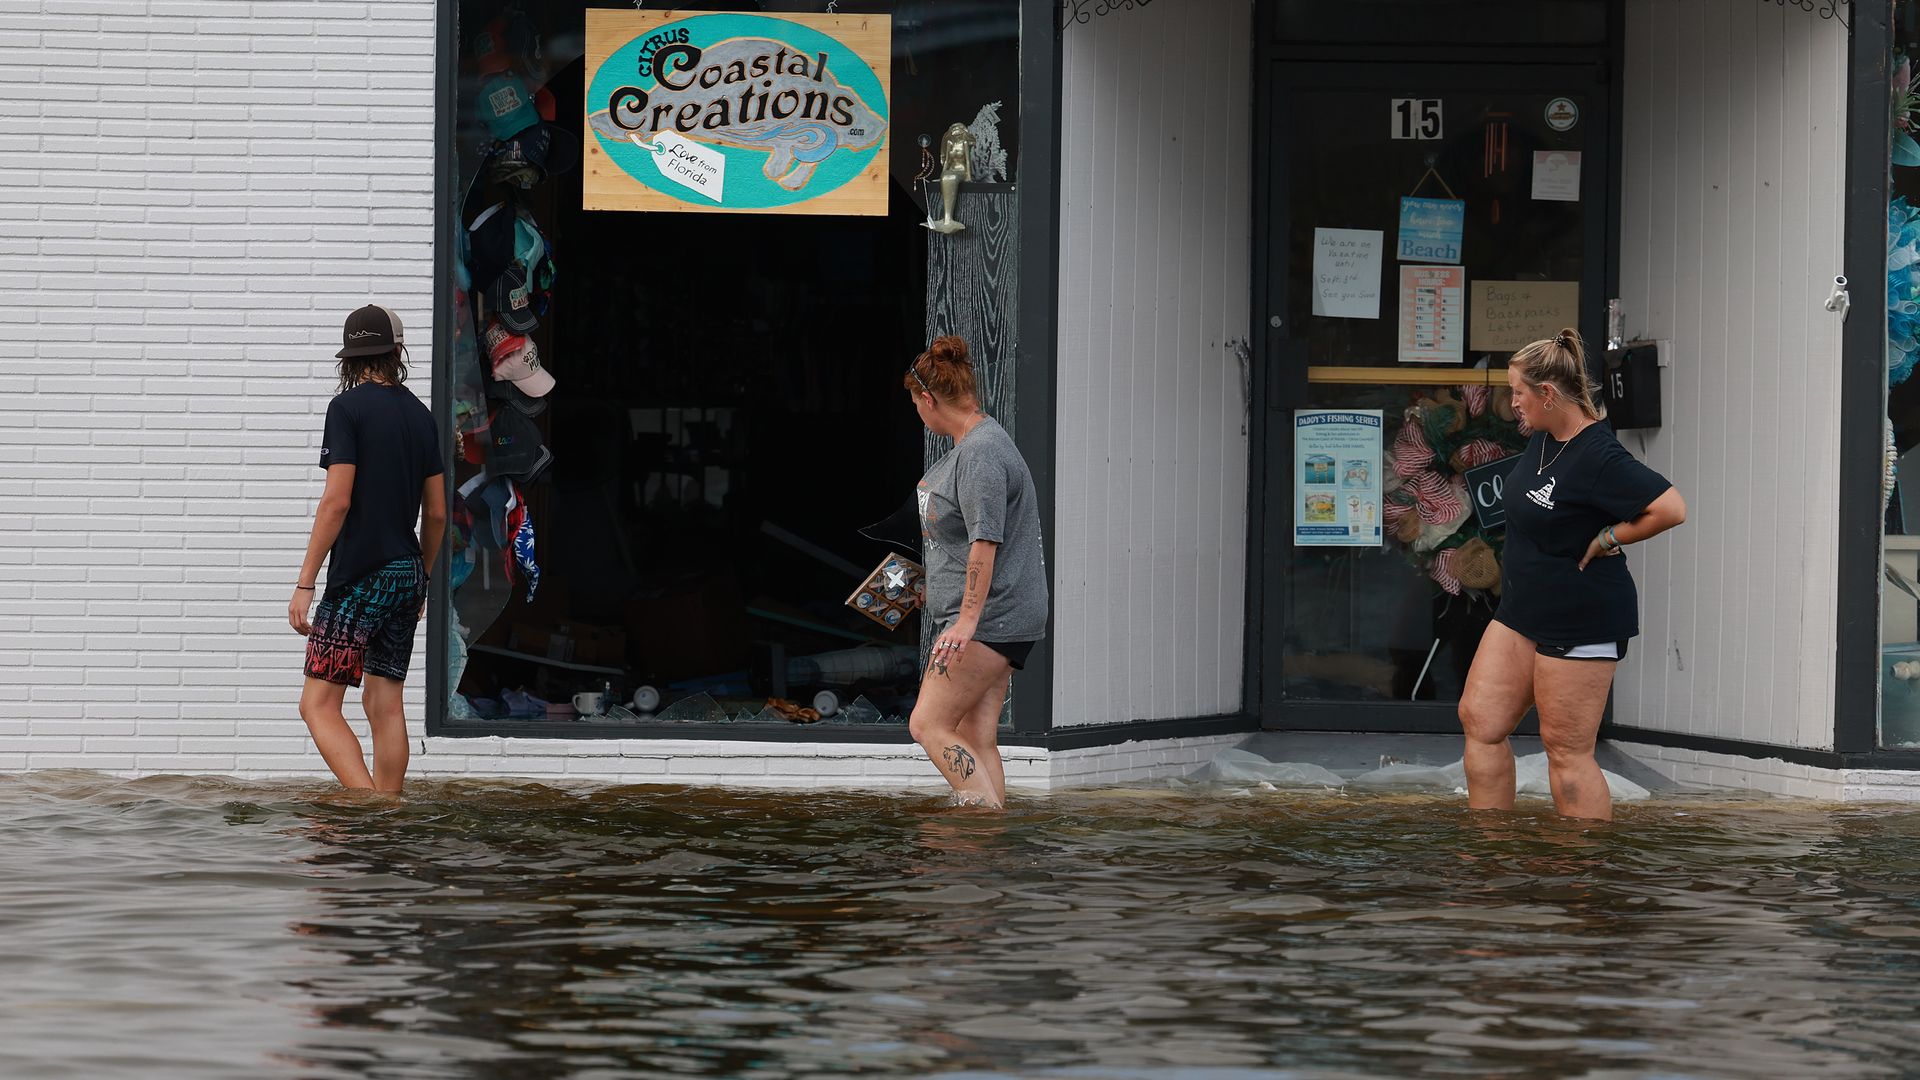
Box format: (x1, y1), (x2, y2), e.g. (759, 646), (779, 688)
(1510, 328), (1603, 420)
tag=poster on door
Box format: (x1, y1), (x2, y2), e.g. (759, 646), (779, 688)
(1398, 265), (1465, 364)
(1294, 410), (1384, 548)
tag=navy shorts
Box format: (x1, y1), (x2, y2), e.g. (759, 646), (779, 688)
(304, 557), (426, 687)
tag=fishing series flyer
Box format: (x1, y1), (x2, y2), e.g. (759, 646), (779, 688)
(1294, 410), (1384, 548)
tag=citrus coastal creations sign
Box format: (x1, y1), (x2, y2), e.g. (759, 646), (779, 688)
(584, 10), (891, 215)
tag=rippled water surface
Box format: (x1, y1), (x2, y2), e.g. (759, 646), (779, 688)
(7, 774), (1920, 1079)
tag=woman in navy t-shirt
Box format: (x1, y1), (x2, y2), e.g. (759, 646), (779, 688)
(1460, 329), (1687, 821)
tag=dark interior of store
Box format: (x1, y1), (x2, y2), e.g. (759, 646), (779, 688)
(444, 1), (1018, 727)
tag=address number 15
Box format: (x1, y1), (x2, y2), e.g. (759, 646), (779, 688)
(1391, 98), (1443, 140)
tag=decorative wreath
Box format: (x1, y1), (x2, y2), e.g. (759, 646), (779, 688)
(1381, 384), (1530, 597)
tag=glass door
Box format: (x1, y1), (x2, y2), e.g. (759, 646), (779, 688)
(1258, 62), (1610, 730)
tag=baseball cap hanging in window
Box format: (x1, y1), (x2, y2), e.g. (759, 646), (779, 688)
(485, 318), (555, 398)
(468, 202), (555, 312)
(486, 402), (546, 480)
(492, 122), (579, 188)
(486, 263), (538, 333)
(478, 71), (579, 188)
(336, 304), (403, 358)
(468, 202), (516, 292)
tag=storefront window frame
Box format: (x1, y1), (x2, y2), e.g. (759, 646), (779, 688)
(424, 0), (1069, 743)
(1850, 0), (1901, 755)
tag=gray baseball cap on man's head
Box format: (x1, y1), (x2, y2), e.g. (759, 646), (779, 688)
(337, 304), (405, 358)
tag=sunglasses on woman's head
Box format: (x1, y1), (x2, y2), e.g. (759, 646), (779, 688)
(906, 361), (933, 396)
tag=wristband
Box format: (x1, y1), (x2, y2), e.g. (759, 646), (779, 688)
(294, 584), (315, 590)
(1603, 526), (1620, 551)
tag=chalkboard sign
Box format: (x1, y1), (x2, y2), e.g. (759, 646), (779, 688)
(1463, 453), (1522, 530)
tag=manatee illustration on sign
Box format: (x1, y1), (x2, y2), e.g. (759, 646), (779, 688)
(584, 12), (891, 215)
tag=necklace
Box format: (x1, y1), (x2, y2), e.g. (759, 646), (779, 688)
(1536, 423), (1592, 475)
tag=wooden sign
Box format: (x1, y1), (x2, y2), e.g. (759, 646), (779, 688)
(1470, 281), (1580, 352)
(584, 10), (891, 215)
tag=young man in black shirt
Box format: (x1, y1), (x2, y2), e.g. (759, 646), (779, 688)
(288, 306), (447, 793)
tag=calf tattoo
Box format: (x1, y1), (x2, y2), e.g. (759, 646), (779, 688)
(941, 743), (977, 779)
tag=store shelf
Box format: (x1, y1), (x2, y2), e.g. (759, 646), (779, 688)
(1307, 365), (1509, 386)
(468, 644), (625, 676)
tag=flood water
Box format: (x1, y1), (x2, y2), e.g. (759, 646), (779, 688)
(6, 773), (1920, 1078)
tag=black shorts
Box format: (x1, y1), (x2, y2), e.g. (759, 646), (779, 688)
(1536, 639), (1629, 662)
(977, 639), (1036, 670)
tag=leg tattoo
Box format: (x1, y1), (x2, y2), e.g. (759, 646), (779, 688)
(941, 743), (977, 780)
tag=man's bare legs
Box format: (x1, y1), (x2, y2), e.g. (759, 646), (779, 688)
(361, 674), (410, 795)
(299, 677), (374, 790)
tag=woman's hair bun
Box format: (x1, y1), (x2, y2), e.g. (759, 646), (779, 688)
(926, 334), (969, 367)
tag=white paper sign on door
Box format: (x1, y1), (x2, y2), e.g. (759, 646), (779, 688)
(1398, 265), (1465, 364)
(1531, 150), (1581, 202)
(632, 132), (726, 203)
(1310, 228), (1383, 319)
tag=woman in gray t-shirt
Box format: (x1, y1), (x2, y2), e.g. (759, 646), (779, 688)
(903, 336), (1049, 808)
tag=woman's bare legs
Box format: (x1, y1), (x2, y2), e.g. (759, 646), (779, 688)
(1458, 620), (1536, 810)
(909, 644), (1013, 807)
(957, 673), (1011, 805)
(1533, 654), (1617, 821)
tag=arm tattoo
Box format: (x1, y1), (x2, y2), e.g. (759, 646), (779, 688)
(941, 744), (977, 780)
(965, 566), (981, 607)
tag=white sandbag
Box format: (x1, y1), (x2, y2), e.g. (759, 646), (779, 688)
(1195, 748), (1346, 788)
(1194, 747), (1650, 801)
(1514, 751), (1650, 801)
(1348, 761), (1467, 789)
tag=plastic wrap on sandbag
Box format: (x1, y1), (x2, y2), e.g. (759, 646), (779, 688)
(1195, 748), (1346, 788)
(1514, 752), (1649, 801)
(1194, 747), (1650, 801)
(1349, 761), (1467, 790)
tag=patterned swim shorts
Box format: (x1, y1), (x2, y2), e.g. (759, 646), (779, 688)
(304, 556), (427, 687)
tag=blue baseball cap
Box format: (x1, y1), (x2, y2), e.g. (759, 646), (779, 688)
(477, 73), (541, 141)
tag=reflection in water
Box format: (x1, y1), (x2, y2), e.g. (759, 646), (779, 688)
(4, 771), (1920, 1077)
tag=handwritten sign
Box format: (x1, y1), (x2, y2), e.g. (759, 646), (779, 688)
(1311, 228), (1383, 319)
(1470, 281), (1580, 352)
(1398, 265), (1465, 364)
(638, 131), (726, 202)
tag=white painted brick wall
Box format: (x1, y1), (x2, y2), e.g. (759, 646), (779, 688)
(1047, 734), (1247, 788)
(1610, 741), (1920, 803)
(1, 0), (439, 774)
